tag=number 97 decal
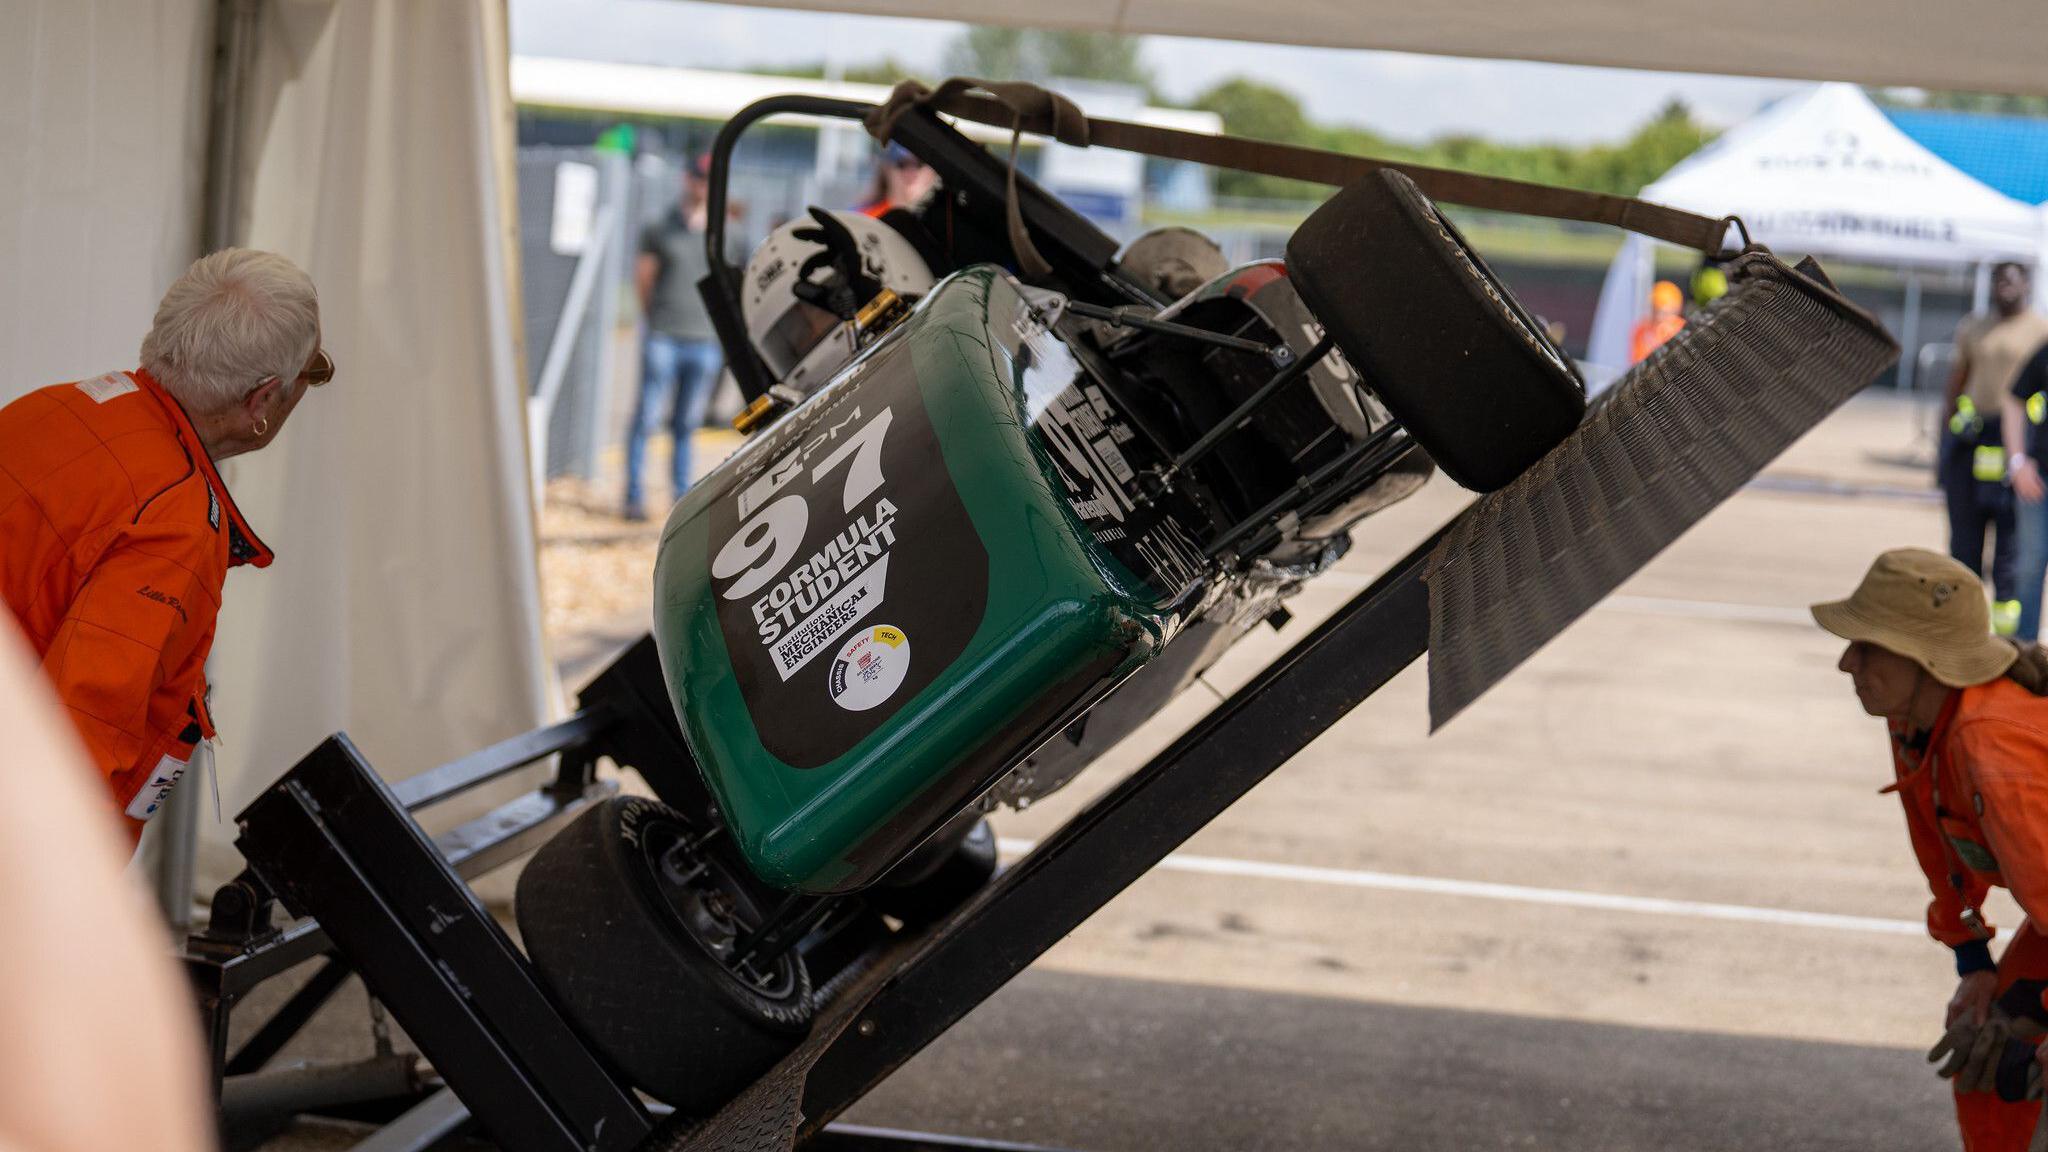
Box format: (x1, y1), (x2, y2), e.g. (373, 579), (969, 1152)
(712, 407), (894, 601)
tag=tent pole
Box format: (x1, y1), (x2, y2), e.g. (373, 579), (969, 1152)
(1899, 268), (1922, 392)
(153, 0), (263, 931)
(1975, 262), (1994, 313)
(201, 0), (261, 253)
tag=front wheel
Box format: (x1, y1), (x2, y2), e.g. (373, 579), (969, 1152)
(1286, 169), (1585, 492)
(515, 797), (813, 1113)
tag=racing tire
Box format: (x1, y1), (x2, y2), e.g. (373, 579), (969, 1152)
(1286, 169), (1585, 492)
(867, 817), (998, 928)
(515, 797), (814, 1113)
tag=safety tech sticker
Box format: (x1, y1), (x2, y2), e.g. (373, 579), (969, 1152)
(829, 625), (910, 711)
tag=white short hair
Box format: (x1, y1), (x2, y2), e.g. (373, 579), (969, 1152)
(140, 248), (320, 413)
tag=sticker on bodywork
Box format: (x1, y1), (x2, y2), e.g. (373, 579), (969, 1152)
(704, 340), (988, 767)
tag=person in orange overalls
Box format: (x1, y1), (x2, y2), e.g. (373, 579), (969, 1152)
(1629, 279), (1687, 363)
(1815, 548), (2048, 1150)
(0, 248), (330, 836)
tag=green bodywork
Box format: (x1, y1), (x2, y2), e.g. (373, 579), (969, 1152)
(653, 267), (1183, 893)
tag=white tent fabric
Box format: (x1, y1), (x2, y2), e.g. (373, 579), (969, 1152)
(1585, 84), (2042, 369)
(721, 0), (2048, 102)
(0, 0), (212, 398)
(196, 0), (552, 879)
(1647, 84), (2040, 267)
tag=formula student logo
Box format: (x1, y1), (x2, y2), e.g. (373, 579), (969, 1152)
(698, 336), (990, 769)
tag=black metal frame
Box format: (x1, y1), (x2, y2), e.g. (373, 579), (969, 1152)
(192, 513), (1437, 1151)
(183, 707), (637, 1151)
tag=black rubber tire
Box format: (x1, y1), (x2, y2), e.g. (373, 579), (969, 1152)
(1286, 169), (1586, 492)
(867, 818), (998, 928)
(515, 797), (813, 1113)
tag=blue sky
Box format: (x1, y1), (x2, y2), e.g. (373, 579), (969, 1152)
(510, 0), (1812, 145)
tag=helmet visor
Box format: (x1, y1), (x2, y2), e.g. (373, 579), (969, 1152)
(757, 298), (843, 380)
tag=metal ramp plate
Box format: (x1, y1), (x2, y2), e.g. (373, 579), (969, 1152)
(1426, 250), (1900, 728)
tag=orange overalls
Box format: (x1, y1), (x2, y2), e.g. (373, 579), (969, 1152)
(1891, 678), (2048, 1150)
(0, 368), (273, 834)
(1630, 312), (1686, 363)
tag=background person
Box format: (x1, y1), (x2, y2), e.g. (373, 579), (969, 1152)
(1944, 263), (2048, 636)
(1629, 279), (1686, 363)
(624, 155), (724, 521)
(0, 248), (328, 835)
(860, 141), (938, 218)
(1814, 548), (2048, 1150)
(2002, 342), (2048, 642)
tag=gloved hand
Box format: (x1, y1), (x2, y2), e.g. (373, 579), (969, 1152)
(1930, 1013), (2021, 1094)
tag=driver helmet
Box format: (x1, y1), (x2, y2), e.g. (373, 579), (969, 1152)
(742, 210), (935, 391)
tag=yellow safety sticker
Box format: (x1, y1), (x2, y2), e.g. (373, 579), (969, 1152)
(1975, 445), (2008, 482)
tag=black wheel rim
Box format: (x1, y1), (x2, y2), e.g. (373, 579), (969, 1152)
(632, 815), (801, 1002)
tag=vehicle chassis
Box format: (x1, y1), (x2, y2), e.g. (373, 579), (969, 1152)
(183, 521), (1437, 1152)
(178, 79), (1893, 1152)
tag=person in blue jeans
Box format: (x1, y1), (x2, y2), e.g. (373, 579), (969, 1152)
(624, 157), (723, 521)
(2004, 341), (2048, 641)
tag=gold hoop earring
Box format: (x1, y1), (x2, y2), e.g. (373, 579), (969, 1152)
(253, 416), (269, 438)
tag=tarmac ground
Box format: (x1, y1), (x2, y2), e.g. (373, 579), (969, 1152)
(251, 392), (1984, 1150)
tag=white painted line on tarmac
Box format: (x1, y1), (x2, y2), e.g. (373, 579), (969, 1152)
(995, 838), (1923, 937)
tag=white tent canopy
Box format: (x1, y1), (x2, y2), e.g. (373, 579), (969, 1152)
(1646, 83), (2041, 267)
(1586, 83), (2041, 370)
(718, 0), (2048, 102)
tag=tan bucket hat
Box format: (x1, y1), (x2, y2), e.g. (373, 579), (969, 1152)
(1811, 548), (2017, 688)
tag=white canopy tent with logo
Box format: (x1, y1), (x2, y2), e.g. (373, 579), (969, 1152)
(1585, 82), (2043, 386)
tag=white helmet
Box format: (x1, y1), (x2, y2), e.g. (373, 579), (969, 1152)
(742, 209), (935, 393)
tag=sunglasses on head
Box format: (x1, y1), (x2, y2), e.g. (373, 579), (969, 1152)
(300, 348), (336, 387)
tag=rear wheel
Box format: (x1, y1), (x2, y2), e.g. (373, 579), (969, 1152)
(515, 797), (813, 1113)
(1286, 169), (1585, 492)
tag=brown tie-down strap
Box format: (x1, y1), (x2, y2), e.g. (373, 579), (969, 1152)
(867, 78), (1090, 278)
(865, 77), (1744, 263)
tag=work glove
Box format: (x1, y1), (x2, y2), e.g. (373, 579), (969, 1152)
(791, 208), (884, 321)
(1930, 1013), (2024, 1095)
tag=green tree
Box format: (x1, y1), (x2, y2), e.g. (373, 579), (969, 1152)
(1563, 98), (1712, 196)
(745, 58), (923, 85)
(1190, 77), (1322, 199)
(942, 27), (1152, 89)
(842, 58), (922, 86)
(1906, 91), (2048, 117)
(944, 28), (1032, 81)
(1192, 77), (1311, 144)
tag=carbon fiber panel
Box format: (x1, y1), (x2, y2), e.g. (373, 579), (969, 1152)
(1426, 250), (1899, 729)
